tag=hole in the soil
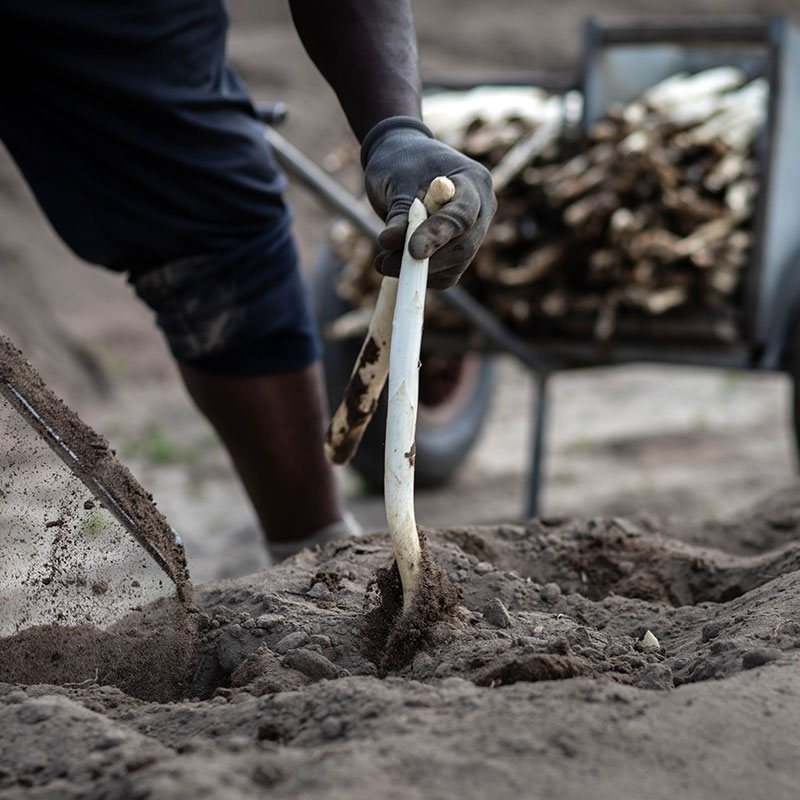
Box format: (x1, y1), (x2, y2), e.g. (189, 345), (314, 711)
(559, 541), (787, 607)
(481, 523), (789, 608)
(441, 529), (499, 564)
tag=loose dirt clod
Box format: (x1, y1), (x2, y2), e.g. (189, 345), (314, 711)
(0, 598), (196, 703)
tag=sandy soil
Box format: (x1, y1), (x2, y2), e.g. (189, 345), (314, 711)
(4, 490), (800, 798)
(3, 0), (800, 797)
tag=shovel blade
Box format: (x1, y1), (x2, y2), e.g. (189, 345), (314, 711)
(0, 387), (176, 637)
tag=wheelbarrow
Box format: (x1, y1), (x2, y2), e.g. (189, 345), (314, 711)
(260, 15), (800, 518)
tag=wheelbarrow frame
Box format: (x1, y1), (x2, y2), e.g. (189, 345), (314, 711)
(260, 15), (800, 519)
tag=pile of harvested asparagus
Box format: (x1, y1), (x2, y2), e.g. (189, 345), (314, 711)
(330, 68), (767, 343)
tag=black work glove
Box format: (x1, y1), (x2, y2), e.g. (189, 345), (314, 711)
(361, 116), (496, 290)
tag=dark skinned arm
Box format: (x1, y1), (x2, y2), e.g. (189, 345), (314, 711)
(287, 0), (496, 288)
(288, 0), (421, 141)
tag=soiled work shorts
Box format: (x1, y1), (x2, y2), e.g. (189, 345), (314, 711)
(0, 0), (320, 375)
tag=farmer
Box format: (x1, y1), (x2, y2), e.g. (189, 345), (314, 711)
(0, 0), (496, 561)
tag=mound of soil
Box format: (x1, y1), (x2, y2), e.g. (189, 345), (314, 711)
(0, 599), (195, 704)
(2, 487), (800, 798)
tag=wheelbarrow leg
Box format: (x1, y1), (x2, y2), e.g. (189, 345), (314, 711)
(525, 372), (550, 519)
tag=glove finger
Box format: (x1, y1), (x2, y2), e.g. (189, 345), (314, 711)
(376, 192), (412, 249)
(377, 218), (407, 254)
(428, 239), (471, 272)
(373, 249), (402, 279)
(407, 174), (481, 260)
(427, 182), (496, 280)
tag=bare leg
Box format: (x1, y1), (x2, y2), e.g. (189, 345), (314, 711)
(178, 360), (344, 544)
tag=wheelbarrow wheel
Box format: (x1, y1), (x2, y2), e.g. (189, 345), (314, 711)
(788, 324), (800, 466)
(311, 242), (495, 491)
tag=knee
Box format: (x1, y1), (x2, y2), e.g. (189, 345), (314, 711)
(130, 223), (321, 376)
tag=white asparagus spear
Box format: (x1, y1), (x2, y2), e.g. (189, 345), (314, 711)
(421, 175), (457, 215)
(642, 66), (745, 112)
(324, 177), (456, 466)
(384, 197), (430, 611)
(491, 114), (563, 193)
(385, 177), (455, 612)
(421, 86), (552, 146)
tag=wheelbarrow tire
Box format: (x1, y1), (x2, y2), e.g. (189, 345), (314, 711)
(311, 242), (495, 491)
(788, 321), (800, 466)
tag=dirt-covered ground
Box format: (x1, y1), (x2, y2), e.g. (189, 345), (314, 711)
(4, 489), (800, 798)
(3, 0), (800, 797)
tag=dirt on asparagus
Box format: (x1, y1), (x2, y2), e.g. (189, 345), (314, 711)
(3, 488), (800, 798)
(362, 531), (461, 671)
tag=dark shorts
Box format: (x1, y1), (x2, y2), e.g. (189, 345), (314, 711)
(0, 0), (320, 375)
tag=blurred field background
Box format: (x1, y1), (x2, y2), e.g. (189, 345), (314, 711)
(1, 0), (798, 582)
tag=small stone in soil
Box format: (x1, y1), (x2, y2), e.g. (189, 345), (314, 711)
(483, 598), (512, 628)
(742, 648), (780, 669)
(411, 652), (435, 678)
(541, 583), (562, 604)
(639, 663), (674, 690)
(274, 631), (310, 654)
(255, 614), (283, 630)
(702, 621), (723, 642)
(308, 583), (334, 601)
(282, 648), (339, 680)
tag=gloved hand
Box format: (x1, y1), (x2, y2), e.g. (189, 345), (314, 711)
(362, 116), (496, 290)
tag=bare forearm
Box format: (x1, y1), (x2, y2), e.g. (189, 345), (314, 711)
(288, 0), (422, 141)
